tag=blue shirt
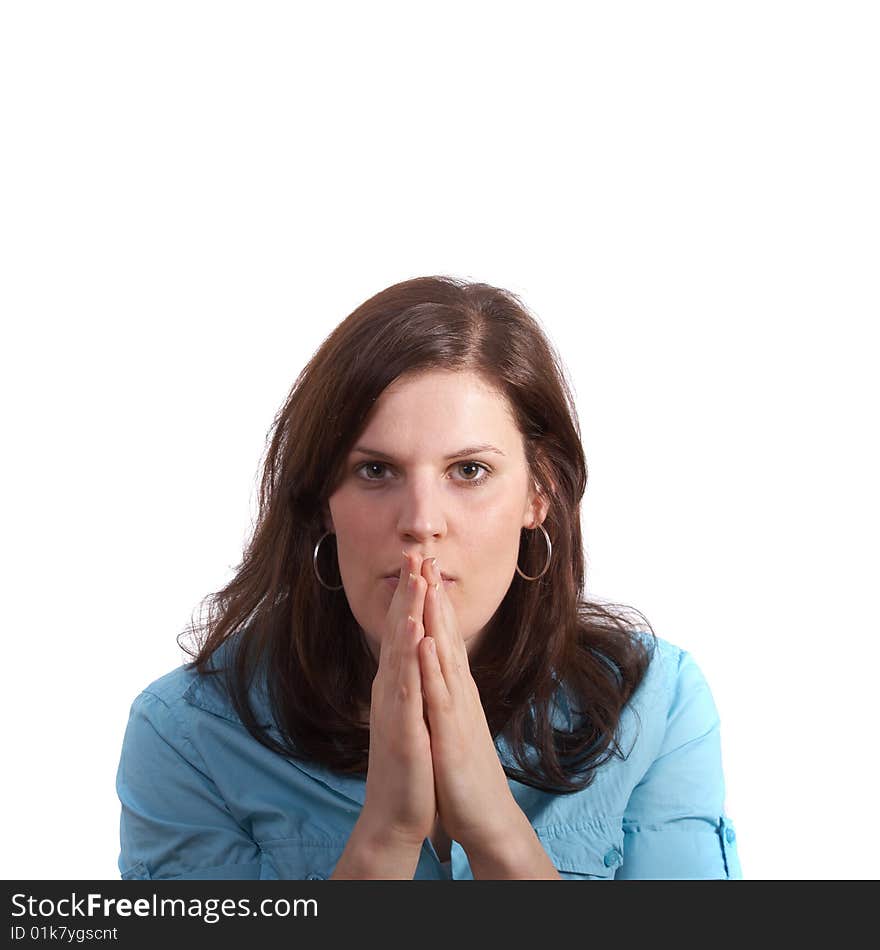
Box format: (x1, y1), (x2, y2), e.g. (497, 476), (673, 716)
(115, 634), (742, 880)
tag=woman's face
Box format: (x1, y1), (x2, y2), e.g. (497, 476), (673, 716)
(325, 369), (548, 660)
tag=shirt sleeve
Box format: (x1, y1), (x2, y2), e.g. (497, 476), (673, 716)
(615, 649), (742, 879)
(116, 690), (265, 880)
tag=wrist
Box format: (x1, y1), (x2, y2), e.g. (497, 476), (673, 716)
(462, 809), (560, 880)
(330, 813), (425, 880)
(456, 797), (530, 858)
(358, 810), (427, 854)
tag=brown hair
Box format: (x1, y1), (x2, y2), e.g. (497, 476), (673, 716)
(180, 275), (656, 793)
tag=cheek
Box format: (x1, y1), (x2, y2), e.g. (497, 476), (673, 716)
(330, 491), (379, 564)
(468, 502), (524, 569)
(453, 528), (521, 631)
(340, 584), (386, 658)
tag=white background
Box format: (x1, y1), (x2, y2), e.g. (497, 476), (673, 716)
(2, 1), (877, 880)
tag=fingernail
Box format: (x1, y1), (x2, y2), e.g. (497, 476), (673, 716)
(408, 572), (417, 590)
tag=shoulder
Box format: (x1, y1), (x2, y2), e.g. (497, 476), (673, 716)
(125, 660), (209, 729)
(118, 650), (261, 792)
(632, 633), (718, 713)
(134, 663), (201, 709)
(118, 664), (205, 770)
(624, 633), (722, 767)
(122, 636), (274, 748)
(554, 633), (716, 745)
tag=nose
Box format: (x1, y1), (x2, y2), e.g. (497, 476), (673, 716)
(396, 469), (448, 544)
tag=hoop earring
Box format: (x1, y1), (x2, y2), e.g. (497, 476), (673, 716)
(516, 522), (552, 581)
(313, 531), (344, 591)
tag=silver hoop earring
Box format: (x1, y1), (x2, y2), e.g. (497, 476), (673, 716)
(313, 531), (344, 591)
(516, 522), (552, 581)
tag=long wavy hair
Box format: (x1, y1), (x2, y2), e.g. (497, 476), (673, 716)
(180, 275), (656, 793)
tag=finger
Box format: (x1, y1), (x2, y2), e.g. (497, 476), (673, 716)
(378, 551), (421, 674)
(433, 561), (470, 670)
(399, 615), (428, 732)
(419, 636), (450, 721)
(396, 558), (428, 735)
(389, 563), (427, 682)
(422, 558), (463, 687)
(377, 609), (408, 691)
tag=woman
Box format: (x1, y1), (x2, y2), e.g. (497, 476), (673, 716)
(116, 275), (742, 880)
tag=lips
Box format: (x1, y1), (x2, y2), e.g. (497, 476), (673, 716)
(382, 562), (456, 582)
(382, 572), (456, 586)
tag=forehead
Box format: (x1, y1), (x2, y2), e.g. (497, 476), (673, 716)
(356, 370), (521, 449)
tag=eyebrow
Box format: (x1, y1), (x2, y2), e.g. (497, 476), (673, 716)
(351, 443), (506, 462)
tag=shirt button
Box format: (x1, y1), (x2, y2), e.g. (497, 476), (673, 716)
(603, 848), (622, 867)
(725, 828), (736, 844)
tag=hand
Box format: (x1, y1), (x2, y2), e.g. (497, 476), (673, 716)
(416, 556), (520, 854)
(360, 551), (436, 849)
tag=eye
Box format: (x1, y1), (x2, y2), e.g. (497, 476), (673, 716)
(354, 461), (493, 488)
(453, 461), (491, 486)
(358, 461), (389, 481)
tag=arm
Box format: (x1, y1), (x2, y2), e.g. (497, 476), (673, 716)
(116, 690), (264, 880)
(614, 649), (742, 880)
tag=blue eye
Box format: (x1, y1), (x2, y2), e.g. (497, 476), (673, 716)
(355, 461), (492, 488)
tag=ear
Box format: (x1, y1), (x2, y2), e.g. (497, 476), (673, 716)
(523, 477), (551, 529)
(322, 506), (335, 535)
